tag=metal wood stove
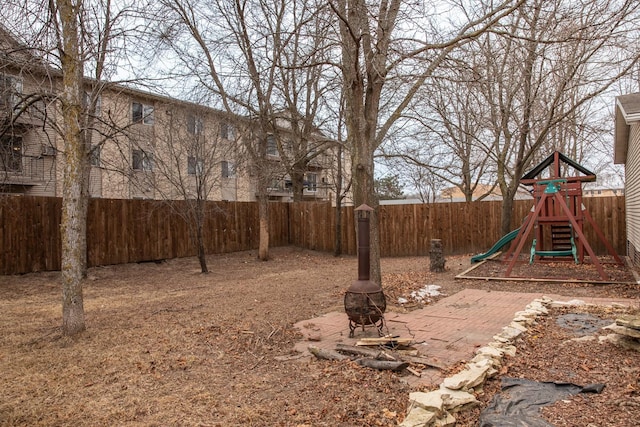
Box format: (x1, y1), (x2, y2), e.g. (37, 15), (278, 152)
(344, 204), (386, 338)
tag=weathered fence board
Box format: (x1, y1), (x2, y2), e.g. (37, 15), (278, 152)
(0, 196), (62, 273)
(0, 196), (627, 274)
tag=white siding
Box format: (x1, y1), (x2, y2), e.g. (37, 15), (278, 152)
(626, 122), (640, 264)
(89, 167), (102, 197)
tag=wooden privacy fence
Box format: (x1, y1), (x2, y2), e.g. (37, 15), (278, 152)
(0, 197), (289, 275)
(288, 197), (626, 257)
(0, 195), (626, 275)
(85, 199), (290, 267)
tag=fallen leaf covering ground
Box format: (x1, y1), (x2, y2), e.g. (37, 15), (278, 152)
(463, 256), (635, 284)
(1, 247), (639, 426)
(455, 305), (640, 426)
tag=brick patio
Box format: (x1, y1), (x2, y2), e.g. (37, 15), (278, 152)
(293, 288), (635, 387)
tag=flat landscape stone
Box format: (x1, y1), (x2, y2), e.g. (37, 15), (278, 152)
(601, 334), (640, 352)
(409, 391), (444, 413)
(434, 411), (456, 427)
(399, 406), (436, 427)
(475, 346), (503, 358)
(442, 363), (491, 390)
(439, 386), (479, 410)
(604, 323), (640, 339)
(616, 315), (640, 331)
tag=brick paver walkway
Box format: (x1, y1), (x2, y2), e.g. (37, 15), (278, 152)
(293, 289), (634, 387)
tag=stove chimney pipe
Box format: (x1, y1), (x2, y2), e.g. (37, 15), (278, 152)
(356, 204), (373, 280)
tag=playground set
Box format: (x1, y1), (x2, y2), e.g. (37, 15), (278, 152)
(469, 152), (624, 281)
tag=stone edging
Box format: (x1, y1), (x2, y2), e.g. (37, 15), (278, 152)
(399, 296), (626, 427)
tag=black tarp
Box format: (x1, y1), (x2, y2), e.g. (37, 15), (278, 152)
(555, 313), (612, 336)
(479, 378), (605, 427)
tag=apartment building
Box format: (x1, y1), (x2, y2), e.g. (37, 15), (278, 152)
(83, 87), (256, 202)
(1, 29), (338, 203)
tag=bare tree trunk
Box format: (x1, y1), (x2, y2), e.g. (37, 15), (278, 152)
(195, 201), (208, 273)
(334, 200), (342, 256)
(334, 146), (344, 256)
(351, 145), (380, 284)
(333, 161), (351, 257)
(334, 0), (399, 287)
(57, 0), (86, 335)
(500, 186), (519, 235)
(333, 98), (349, 257)
(291, 167), (305, 202)
(257, 191), (270, 260)
(500, 196), (514, 235)
(61, 179), (87, 335)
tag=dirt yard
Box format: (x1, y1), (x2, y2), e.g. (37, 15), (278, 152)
(1, 247), (639, 426)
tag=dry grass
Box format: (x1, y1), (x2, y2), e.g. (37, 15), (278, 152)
(2, 247), (639, 426)
(1, 248), (415, 427)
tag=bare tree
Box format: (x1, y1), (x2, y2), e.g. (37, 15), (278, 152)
(331, 104), (352, 257)
(469, 0), (640, 234)
(378, 0), (640, 234)
(151, 0), (337, 260)
(379, 154), (445, 203)
(134, 105), (238, 273)
(49, 0), (89, 335)
(152, 0), (267, 261)
(1, 0), (145, 335)
(270, 2), (337, 202)
(380, 59), (498, 203)
(330, 0), (525, 284)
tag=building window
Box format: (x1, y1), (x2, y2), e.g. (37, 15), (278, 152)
(220, 123), (236, 140)
(187, 114), (204, 134)
(90, 145), (101, 167)
(0, 135), (22, 172)
(306, 172), (317, 191)
(268, 179), (283, 191)
(188, 156), (204, 176)
(83, 92), (102, 116)
(221, 160), (236, 178)
(0, 74), (23, 110)
(132, 101), (154, 125)
(132, 149), (153, 171)
(266, 135), (278, 156)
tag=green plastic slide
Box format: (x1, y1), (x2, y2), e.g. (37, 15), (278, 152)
(471, 227), (521, 263)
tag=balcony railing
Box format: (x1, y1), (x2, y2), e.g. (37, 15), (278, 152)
(0, 156), (45, 185)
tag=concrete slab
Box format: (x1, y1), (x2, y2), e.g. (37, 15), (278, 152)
(293, 289), (636, 387)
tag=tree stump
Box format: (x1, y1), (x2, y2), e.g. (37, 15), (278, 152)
(430, 239), (445, 272)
